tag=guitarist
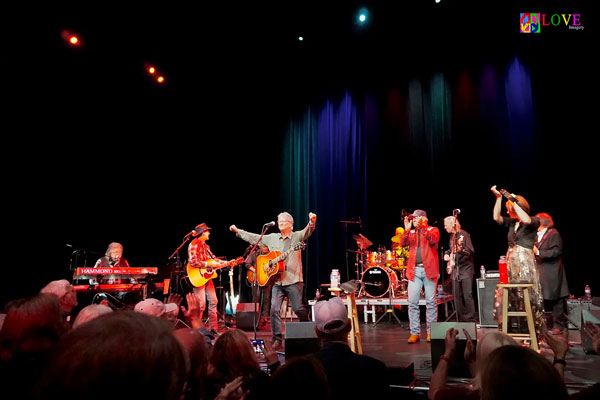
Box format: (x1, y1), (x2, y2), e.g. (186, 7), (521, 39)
(245, 244), (273, 327)
(230, 211), (317, 350)
(187, 223), (226, 335)
(443, 215), (476, 322)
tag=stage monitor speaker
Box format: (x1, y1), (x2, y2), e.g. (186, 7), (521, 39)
(581, 309), (600, 354)
(430, 322), (477, 378)
(476, 277), (499, 327)
(566, 298), (600, 330)
(284, 321), (319, 359)
(235, 303), (259, 331)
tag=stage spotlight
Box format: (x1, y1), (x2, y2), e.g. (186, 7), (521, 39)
(298, 36), (304, 41)
(61, 30), (81, 47)
(148, 66), (156, 74)
(157, 76), (165, 83)
(356, 8), (369, 26)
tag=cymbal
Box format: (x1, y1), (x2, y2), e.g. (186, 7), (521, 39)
(353, 233), (373, 246)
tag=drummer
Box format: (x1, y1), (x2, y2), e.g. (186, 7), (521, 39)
(391, 227), (409, 267)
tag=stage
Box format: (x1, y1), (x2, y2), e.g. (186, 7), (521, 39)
(241, 307), (600, 396)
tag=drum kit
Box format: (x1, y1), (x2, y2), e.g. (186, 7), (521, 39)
(350, 233), (408, 298)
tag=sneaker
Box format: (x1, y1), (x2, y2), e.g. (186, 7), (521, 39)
(407, 334), (420, 344)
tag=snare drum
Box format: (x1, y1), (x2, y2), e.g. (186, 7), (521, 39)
(361, 266), (399, 298)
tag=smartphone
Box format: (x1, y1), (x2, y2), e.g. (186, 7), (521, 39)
(250, 339), (265, 353)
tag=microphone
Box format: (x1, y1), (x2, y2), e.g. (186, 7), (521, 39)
(265, 221), (276, 226)
(453, 208), (461, 214)
(499, 189), (518, 203)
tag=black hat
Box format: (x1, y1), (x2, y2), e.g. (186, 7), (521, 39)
(192, 223), (211, 237)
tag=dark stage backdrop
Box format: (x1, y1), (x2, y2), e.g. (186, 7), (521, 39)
(2, 2), (596, 308)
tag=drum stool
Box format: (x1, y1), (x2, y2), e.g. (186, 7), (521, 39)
(497, 283), (538, 352)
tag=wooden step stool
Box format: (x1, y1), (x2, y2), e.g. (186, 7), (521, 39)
(497, 283), (538, 352)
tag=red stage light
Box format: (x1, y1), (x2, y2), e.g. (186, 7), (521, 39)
(148, 66), (156, 74)
(157, 76), (165, 83)
(69, 36), (79, 45)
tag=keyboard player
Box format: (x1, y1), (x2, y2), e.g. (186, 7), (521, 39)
(94, 242), (130, 269)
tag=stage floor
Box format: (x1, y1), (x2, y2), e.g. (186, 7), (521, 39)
(240, 308), (600, 395)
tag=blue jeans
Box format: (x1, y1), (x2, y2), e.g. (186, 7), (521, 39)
(270, 282), (309, 342)
(407, 266), (438, 335)
(193, 279), (218, 331)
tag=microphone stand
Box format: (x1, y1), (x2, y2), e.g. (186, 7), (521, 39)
(340, 218), (361, 281)
(242, 224), (272, 342)
(168, 235), (192, 296)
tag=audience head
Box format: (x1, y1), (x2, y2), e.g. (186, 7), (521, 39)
(72, 304), (112, 328)
(208, 328), (259, 379)
(40, 279), (78, 314)
(134, 298), (178, 321)
(480, 345), (568, 400)
(0, 293), (70, 362)
(269, 356), (331, 400)
(313, 297), (350, 342)
(472, 330), (519, 389)
(35, 311), (187, 400)
(173, 328), (209, 379)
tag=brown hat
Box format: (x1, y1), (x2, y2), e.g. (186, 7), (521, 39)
(191, 223), (211, 237)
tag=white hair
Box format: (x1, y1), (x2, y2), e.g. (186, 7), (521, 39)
(40, 279), (72, 299)
(277, 212), (294, 225)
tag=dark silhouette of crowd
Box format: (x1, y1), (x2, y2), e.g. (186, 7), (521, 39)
(1, 280), (599, 400)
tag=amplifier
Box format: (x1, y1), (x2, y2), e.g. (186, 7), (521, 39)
(476, 277), (499, 327)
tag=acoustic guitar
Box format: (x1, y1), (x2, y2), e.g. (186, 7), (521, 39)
(186, 257), (244, 288)
(254, 242), (306, 286)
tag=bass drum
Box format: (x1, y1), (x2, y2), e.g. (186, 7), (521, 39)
(361, 266), (398, 298)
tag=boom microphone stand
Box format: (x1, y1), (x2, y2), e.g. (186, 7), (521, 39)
(167, 234), (192, 296)
(242, 223), (273, 342)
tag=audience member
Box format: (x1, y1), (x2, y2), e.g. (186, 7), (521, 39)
(0, 293), (70, 400)
(72, 304), (112, 328)
(34, 311), (187, 400)
(40, 279), (78, 317)
(134, 297), (179, 321)
(312, 297), (389, 398)
(203, 329), (273, 400)
(429, 329), (518, 400)
(480, 345), (568, 400)
(268, 355), (331, 400)
(172, 328), (210, 400)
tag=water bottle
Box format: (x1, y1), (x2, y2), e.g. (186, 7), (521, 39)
(480, 265), (486, 279)
(585, 285), (591, 300)
(437, 284), (444, 297)
(330, 269), (340, 289)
